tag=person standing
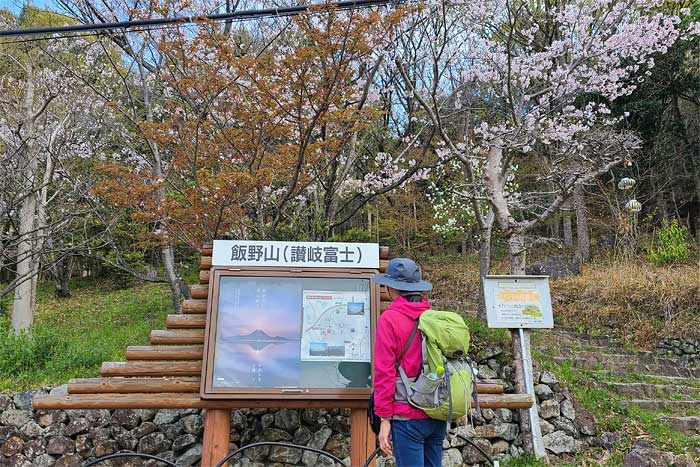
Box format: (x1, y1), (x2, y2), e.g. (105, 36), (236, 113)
(372, 258), (446, 467)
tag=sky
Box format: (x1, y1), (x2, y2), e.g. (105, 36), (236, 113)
(0, 0), (52, 15)
(217, 277), (302, 339)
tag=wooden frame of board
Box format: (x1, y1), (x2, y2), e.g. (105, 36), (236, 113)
(201, 266), (380, 399)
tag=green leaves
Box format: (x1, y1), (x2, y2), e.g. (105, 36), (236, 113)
(648, 219), (691, 266)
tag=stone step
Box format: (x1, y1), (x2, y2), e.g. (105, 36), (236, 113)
(592, 370), (700, 386)
(553, 357), (700, 378)
(537, 328), (624, 347)
(659, 416), (700, 435)
(621, 400), (700, 411)
(536, 340), (635, 356)
(591, 381), (700, 399)
(550, 349), (681, 367)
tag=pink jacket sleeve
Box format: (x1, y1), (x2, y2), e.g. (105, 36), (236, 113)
(373, 315), (398, 418)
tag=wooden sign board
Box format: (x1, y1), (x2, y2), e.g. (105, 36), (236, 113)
(212, 240), (380, 269)
(201, 267), (379, 399)
(483, 275), (554, 329)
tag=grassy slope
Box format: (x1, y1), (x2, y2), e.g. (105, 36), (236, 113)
(552, 260), (700, 347)
(0, 278), (171, 392)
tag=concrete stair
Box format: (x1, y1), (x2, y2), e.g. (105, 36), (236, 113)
(659, 416), (700, 435)
(552, 348), (680, 367)
(553, 356), (700, 378)
(535, 328), (700, 437)
(591, 381), (700, 399)
(620, 399), (700, 410)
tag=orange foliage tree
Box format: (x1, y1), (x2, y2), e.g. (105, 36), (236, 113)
(97, 5), (422, 248)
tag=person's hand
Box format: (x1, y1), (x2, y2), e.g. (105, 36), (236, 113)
(378, 419), (393, 456)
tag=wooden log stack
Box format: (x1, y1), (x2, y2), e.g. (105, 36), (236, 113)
(34, 243), (532, 411)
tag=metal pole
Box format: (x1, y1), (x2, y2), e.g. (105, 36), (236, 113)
(518, 327), (545, 458)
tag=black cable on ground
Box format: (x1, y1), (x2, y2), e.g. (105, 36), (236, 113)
(454, 432), (496, 466)
(82, 451), (179, 466)
(214, 441), (349, 467)
(82, 429), (495, 467)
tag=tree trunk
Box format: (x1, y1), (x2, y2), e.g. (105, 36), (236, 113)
(574, 183), (590, 262)
(508, 232), (527, 275)
(53, 256), (72, 298)
(476, 209), (495, 321)
(13, 197), (36, 333)
(562, 211), (573, 247)
(484, 142), (544, 456)
(138, 53), (186, 313)
(161, 245), (183, 314)
(12, 61), (38, 334)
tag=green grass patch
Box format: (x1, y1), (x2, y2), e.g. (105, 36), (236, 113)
(0, 278), (171, 392)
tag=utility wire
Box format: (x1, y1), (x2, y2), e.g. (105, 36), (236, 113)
(0, 24), (190, 45)
(0, 0), (396, 38)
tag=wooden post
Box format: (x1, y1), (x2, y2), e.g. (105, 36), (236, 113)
(350, 407), (375, 467)
(202, 409), (231, 466)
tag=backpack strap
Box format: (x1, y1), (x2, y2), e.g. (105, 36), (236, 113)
(396, 321), (420, 370)
(395, 321), (421, 404)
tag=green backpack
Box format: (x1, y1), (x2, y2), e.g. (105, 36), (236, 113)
(394, 310), (476, 423)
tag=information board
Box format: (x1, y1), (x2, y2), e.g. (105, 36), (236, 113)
(201, 268), (378, 399)
(483, 275), (554, 328)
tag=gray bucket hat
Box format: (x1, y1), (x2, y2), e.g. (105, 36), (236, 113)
(372, 258), (432, 292)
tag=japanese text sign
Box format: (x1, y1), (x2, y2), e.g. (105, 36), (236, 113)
(212, 240), (380, 269)
(483, 275), (554, 328)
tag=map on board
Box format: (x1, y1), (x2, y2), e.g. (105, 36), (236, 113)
(300, 290), (371, 362)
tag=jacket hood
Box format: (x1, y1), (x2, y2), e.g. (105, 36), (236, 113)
(388, 295), (431, 319)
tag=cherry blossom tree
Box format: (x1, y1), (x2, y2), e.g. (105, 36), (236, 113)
(0, 7), (115, 331)
(393, 0), (697, 453)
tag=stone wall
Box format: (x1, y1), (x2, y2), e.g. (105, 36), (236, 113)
(657, 338), (700, 366)
(1, 362), (597, 466)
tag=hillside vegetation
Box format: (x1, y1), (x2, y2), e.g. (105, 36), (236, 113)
(554, 261), (700, 346)
(0, 279), (171, 392)
(423, 254), (700, 347)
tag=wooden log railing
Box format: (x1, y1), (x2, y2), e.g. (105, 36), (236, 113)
(34, 392), (533, 410)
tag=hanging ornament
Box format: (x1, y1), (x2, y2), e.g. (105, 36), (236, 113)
(617, 177), (636, 190)
(625, 199), (642, 213)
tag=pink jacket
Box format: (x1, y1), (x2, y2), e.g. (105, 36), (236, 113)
(373, 295), (431, 419)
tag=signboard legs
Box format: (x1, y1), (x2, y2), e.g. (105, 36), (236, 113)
(202, 409), (231, 466)
(350, 408), (376, 467)
(515, 329), (545, 458)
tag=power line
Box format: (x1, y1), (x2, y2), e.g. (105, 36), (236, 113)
(0, 24), (189, 45)
(0, 0), (396, 38)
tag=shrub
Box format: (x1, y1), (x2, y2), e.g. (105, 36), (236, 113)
(329, 227), (373, 243)
(648, 219), (690, 266)
(0, 323), (66, 376)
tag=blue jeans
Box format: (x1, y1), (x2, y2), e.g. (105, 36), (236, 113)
(391, 418), (446, 467)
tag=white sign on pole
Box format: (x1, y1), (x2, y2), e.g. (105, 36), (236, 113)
(483, 275), (554, 329)
(212, 240), (380, 269)
(484, 275), (551, 459)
